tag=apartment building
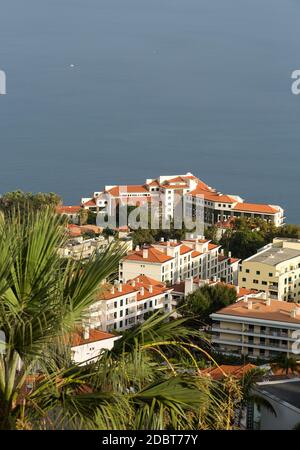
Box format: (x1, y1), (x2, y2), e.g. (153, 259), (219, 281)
(81, 172), (284, 227)
(120, 236), (239, 287)
(210, 296), (300, 359)
(239, 238), (300, 302)
(86, 275), (172, 333)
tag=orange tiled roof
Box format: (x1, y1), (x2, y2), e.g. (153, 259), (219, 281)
(208, 243), (220, 250)
(82, 198), (96, 207)
(124, 247), (173, 263)
(180, 244), (193, 255)
(106, 185), (149, 196)
(99, 283), (137, 300)
(56, 205), (81, 214)
(128, 274), (166, 288)
(201, 363), (256, 381)
(215, 298), (300, 324)
(71, 328), (116, 347)
(192, 250), (202, 257)
(229, 257), (240, 264)
(232, 202), (279, 214)
(188, 186), (236, 203)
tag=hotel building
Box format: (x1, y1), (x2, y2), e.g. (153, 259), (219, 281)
(210, 296), (300, 359)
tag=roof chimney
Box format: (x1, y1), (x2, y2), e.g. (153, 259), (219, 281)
(235, 285), (240, 294)
(149, 285), (153, 293)
(143, 248), (149, 259)
(291, 309), (297, 318)
(247, 301), (253, 310)
(160, 237), (165, 242)
(228, 251), (232, 258)
(176, 277), (181, 284)
(118, 284), (122, 292)
(266, 298), (271, 306)
(140, 287), (144, 296)
(131, 280), (136, 287)
(110, 286), (115, 294)
(83, 326), (89, 340)
(136, 245), (140, 251)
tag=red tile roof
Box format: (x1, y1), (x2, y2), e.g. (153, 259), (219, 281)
(106, 185), (149, 196)
(232, 202), (279, 214)
(208, 243), (220, 250)
(71, 329), (116, 347)
(180, 244), (193, 255)
(124, 247), (173, 263)
(82, 198), (96, 207)
(214, 298), (300, 324)
(188, 186), (236, 203)
(56, 205), (81, 214)
(200, 364), (256, 381)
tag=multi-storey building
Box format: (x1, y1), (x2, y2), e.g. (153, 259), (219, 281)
(86, 275), (172, 333)
(120, 237), (239, 286)
(210, 296), (300, 359)
(81, 172), (284, 227)
(239, 238), (300, 302)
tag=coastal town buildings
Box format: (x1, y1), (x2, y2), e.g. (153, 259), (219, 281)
(238, 238), (300, 302)
(119, 236), (240, 286)
(85, 275), (172, 333)
(210, 296), (300, 359)
(80, 172), (284, 227)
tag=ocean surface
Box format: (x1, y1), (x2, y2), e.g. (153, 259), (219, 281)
(0, 0), (300, 222)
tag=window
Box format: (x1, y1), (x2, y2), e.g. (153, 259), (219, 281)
(262, 281), (267, 285)
(246, 269), (250, 274)
(120, 310), (123, 317)
(242, 278), (246, 282)
(114, 301), (117, 309)
(269, 273), (273, 277)
(119, 320), (123, 328)
(253, 279), (259, 284)
(120, 299), (123, 307)
(256, 270), (260, 275)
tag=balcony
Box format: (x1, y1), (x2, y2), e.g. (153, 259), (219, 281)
(269, 284), (278, 290)
(212, 337), (290, 352)
(212, 326), (291, 340)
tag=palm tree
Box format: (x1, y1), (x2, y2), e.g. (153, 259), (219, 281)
(0, 209), (240, 430)
(0, 209), (125, 429)
(273, 354), (299, 375)
(237, 367), (276, 428)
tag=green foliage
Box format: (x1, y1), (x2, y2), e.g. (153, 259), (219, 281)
(0, 190), (61, 217)
(179, 284), (237, 323)
(210, 217), (300, 260)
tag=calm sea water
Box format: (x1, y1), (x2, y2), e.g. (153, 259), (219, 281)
(0, 0), (300, 222)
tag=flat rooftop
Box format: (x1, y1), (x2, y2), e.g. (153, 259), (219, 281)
(256, 380), (300, 410)
(246, 245), (300, 266)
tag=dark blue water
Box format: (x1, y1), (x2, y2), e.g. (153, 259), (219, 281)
(0, 0), (300, 222)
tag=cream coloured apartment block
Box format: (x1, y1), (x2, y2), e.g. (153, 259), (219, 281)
(119, 237), (238, 285)
(86, 275), (172, 333)
(239, 239), (300, 302)
(210, 297), (300, 359)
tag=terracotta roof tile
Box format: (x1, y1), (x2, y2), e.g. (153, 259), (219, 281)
(232, 202), (279, 214)
(124, 247), (173, 263)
